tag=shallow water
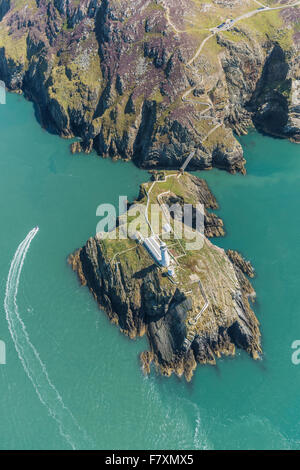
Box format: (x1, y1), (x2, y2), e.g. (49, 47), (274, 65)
(0, 93), (299, 450)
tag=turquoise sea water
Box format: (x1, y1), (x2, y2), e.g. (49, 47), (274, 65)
(0, 92), (300, 450)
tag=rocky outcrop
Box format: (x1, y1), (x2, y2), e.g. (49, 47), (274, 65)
(0, 0), (298, 172)
(155, 174), (225, 238)
(217, 28), (300, 142)
(69, 172), (261, 380)
(227, 249), (255, 278)
(246, 43), (299, 140)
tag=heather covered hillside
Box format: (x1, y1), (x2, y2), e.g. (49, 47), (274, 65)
(0, 0), (299, 171)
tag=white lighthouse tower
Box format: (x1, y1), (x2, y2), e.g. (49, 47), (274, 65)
(160, 242), (170, 268)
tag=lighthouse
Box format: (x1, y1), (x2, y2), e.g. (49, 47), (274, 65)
(160, 242), (170, 268)
(142, 237), (172, 269)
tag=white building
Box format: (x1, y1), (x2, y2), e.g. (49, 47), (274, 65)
(143, 236), (171, 268)
(160, 242), (170, 268)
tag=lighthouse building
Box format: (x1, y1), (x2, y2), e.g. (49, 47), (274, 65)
(160, 242), (170, 268)
(142, 236), (171, 268)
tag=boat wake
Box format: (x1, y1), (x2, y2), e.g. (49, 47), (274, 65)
(4, 228), (91, 450)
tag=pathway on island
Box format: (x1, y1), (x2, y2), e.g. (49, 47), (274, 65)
(187, 0), (300, 66)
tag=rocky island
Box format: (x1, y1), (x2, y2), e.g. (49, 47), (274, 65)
(1, 0), (299, 379)
(69, 171), (261, 380)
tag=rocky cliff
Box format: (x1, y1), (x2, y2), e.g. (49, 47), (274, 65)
(0, 0), (299, 171)
(69, 172), (261, 380)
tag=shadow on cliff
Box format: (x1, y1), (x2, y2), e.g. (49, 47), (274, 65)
(133, 264), (157, 280)
(246, 43), (292, 138)
(31, 100), (60, 136)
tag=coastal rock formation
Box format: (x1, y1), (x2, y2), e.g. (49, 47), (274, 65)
(0, 0), (299, 170)
(153, 174), (225, 238)
(69, 172), (261, 380)
(227, 249), (255, 279)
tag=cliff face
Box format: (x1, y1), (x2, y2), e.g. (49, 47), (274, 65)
(0, 0), (299, 170)
(69, 172), (261, 381)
